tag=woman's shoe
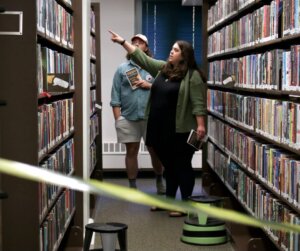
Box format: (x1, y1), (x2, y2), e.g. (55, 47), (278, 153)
(168, 211), (187, 217)
(150, 206), (165, 212)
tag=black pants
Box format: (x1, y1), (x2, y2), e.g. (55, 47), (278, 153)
(153, 133), (195, 200)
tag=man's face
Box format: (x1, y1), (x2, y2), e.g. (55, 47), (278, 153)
(132, 38), (147, 52)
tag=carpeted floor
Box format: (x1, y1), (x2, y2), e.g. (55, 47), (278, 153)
(91, 178), (235, 251)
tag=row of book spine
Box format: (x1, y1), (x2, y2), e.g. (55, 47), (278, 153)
(282, 46), (300, 91)
(90, 89), (97, 114)
(90, 7), (96, 33)
(282, 0), (300, 37)
(39, 138), (74, 220)
(36, 0), (74, 48)
(208, 46), (300, 91)
(37, 45), (75, 94)
(209, 0), (300, 38)
(224, 93), (255, 129)
(90, 141), (97, 174)
(38, 98), (74, 157)
(207, 0), (238, 29)
(208, 0), (271, 30)
(90, 114), (99, 144)
(208, 0), (289, 30)
(207, 140), (300, 251)
(89, 3), (99, 174)
(90, 62), (97, 86)
(237, 169), (299, 251)
(35, 1), (77, 251)
(90, 36), (96, 59)
(208, 0), (280, 56)
(39, 189), (75, 251)
(208, 89), (300, 149)
(208, 115), (300, 209)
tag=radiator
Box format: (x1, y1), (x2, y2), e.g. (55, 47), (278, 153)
(102, 141), (202, 169)
(102, 141), (148, 154)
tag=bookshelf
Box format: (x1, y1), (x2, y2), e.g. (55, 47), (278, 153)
(89, 2), (102, 180)
(0, 0), (87, 250)
(0, 100), (7, 251)
(206, 0), (300, 250)
(89, 1), (103, 213)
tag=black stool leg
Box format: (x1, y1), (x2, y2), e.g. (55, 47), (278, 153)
(118, 229), (127, 251)
(83, 229), (93, 251)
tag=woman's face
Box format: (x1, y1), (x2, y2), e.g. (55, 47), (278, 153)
(168, 43), (182, 65)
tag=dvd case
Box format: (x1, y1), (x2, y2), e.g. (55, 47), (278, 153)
(187, 129), (208, 150)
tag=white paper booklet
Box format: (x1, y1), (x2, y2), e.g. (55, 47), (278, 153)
(125, 67), (141, 90)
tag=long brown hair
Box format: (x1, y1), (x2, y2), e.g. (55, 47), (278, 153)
(161, 40), (207, 82)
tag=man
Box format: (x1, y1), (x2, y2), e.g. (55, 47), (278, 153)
(110, 34), (165, 194)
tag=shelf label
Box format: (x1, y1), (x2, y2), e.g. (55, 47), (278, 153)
(0, 11), (23, 35)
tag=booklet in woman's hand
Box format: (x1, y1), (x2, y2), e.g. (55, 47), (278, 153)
(187, 129), (208, 150)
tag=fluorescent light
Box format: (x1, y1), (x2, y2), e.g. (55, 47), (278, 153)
(182, 0), (203, 6)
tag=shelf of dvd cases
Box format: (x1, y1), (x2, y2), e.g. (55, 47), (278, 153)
(207, 125), (300, 250)
(207, 0), (270, 34)
(208, 0), (300, 61)
(209, 121), (300, 214)
(207, 89), (300, 156)
(207, 110), (300, 249)
(206, 159), (287, 251)
(0, 0), (84, 250)
(207, 34), (300, 61)
(207, 0), (300, 250)
(208, 108), (300, 208)
(89, 2), (102, 178)
(207, 83), (300, 98)
(89, 4), (97, 176)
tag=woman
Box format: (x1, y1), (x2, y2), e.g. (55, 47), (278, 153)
(109, 30), (207, 217)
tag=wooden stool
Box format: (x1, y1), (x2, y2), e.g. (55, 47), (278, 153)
(83, 222), (128, 251)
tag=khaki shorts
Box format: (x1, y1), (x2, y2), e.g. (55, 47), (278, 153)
(115, 116), (147, 143)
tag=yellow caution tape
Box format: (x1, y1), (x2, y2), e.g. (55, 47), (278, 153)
(0, 157), (300, 233)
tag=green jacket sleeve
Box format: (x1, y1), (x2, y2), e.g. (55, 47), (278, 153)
(130, 48), (165, 77)
(189, 70), (207, 116)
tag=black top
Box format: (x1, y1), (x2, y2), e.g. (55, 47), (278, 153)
(146, 73), (181, 148)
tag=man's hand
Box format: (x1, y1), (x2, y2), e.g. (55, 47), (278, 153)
(133, 80), (152, 89)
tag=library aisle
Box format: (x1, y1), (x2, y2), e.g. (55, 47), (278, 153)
(92, 178), (235, 251)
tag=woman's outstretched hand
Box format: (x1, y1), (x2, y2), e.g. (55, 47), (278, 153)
(108, 30), (136, 54)
(108, 30), (124, 44)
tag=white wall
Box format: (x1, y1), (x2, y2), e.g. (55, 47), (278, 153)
(100, 0), (137, 169)
(100, 0), (135, 141)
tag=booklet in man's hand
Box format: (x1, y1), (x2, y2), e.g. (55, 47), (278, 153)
(125, 67), (141, 90)
(187, 129), (208, 150)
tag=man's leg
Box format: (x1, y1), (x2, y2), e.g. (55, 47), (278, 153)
(125, 142), (140, 188)
(147, 146), (166, 194)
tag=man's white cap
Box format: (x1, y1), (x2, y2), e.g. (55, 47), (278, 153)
(131, 34), (148, 45)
